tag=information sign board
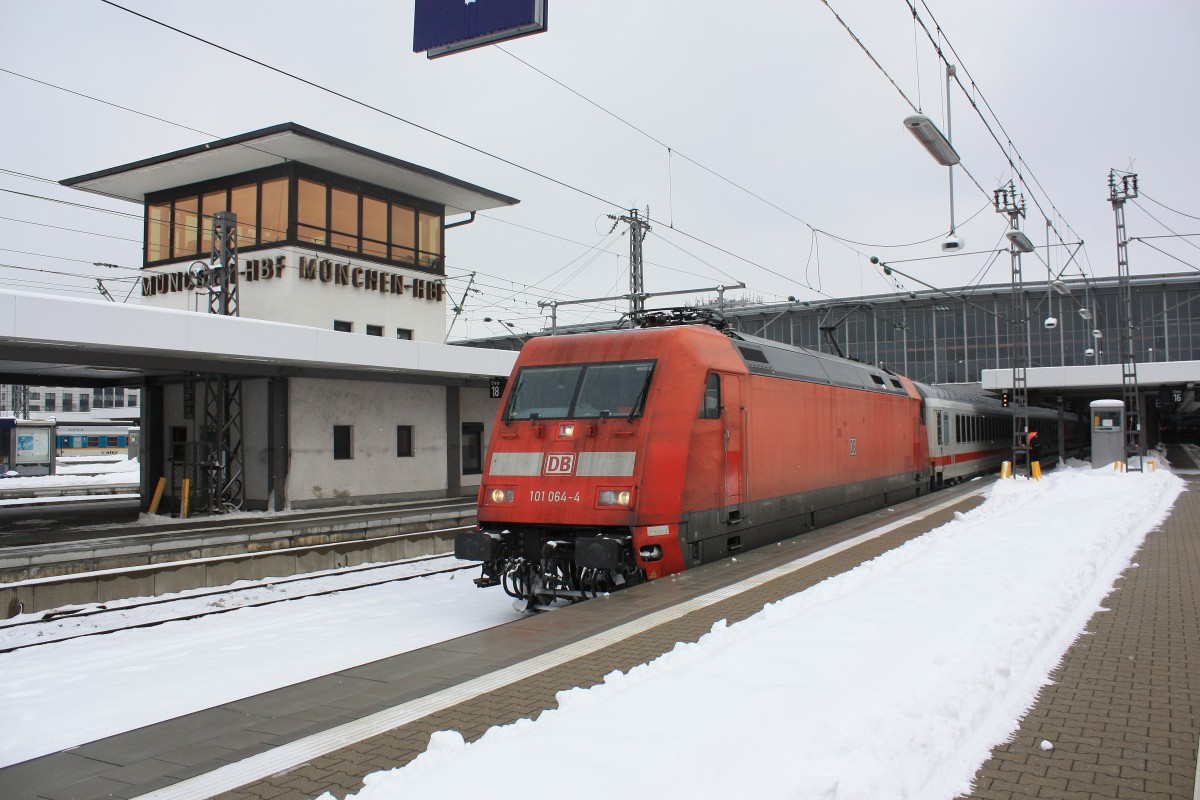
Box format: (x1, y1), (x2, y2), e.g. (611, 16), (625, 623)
(414, 0), (548, 59)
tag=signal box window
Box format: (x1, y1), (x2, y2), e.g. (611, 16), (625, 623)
(461, 422), (483, 475)
(366, 324), (383, 336)
(701, 373), (721, 419)
(297, 178), (328, 246)
(397, 425), (414, 457)
(333, 425), (353, 460)
(334, 320), (353, 332)
(396, 328), (413, 340)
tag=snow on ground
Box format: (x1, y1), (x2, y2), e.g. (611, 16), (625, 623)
(0, 460), (1185, 798)
(0, 458), (138, 489)
(0, 565), (523, 768)
(0, 555), (475, 648)
(54, 457), (139, 477)
(317, 461), (1185, 800)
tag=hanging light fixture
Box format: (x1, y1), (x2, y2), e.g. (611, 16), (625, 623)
(903, 114), (960, 166)
(904, 65), (965, 253)
(1005, 230), (1036, 253)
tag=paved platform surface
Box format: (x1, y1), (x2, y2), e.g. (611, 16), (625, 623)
(0, 482), (987, 800)
(1, 460), (1197, 800)
(963, 449), (1200, 800)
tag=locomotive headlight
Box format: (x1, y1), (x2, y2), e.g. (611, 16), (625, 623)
(488, 487), (515, 504)
(558, 424), (575, 438)
(597, 488), (633, 507)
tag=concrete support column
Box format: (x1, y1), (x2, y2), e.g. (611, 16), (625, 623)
(268, 376), (289, 512)
(445, 385), (461, 497)
(141, 379), (165, 512)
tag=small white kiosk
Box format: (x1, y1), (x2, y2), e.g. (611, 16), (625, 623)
(1090, 399), (1125, 468)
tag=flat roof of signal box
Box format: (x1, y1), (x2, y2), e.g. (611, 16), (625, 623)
(61, 122), (520, 215)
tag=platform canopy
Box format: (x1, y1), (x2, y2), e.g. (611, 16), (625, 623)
(0, 289), (517, 387)
(62, 122), (519, 215)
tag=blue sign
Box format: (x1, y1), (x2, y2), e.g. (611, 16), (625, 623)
(414, 0), (548, 58)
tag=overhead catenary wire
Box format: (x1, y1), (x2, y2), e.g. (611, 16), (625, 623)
(0, 214), (141, 243)
(15, 12), (953, 322)
(1139, 190), (1200, 223)
(96, 0), (627, 212)
(0, 186), (142, 219)
(0, 69), (752, 315)
(1131, 199), (1200, 256)
(859, 0), (1106, 311)
(906, 0), (1087, 265)
(0, 260), (139, 283)
(494, 42), (956, 253)
(8, 3), (1078, 340)
(8, 35), (818, 321)
(1129, 238), (1199, 273)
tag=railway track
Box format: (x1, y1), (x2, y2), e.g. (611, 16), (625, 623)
(0, 495), (479, 547)
(0, 551), (478, 654)
(1, 498), (481, 618)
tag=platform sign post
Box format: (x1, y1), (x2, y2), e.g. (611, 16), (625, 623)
(413, 0), (548, 59)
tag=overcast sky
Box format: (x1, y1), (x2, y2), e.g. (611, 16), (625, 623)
(2, 1), (1198, 339)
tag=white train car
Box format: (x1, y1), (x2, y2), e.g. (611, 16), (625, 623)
(919, 384), (1079, 487)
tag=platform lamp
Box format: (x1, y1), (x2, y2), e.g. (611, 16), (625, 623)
(903, 64), (963, 253)
(1049, 278), (1095, 343)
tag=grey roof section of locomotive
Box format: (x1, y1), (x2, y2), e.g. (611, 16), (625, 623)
(728, 331), (910, 396)
(725, 331), (1067, 421)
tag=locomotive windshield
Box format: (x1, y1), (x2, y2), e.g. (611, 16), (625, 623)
(504, 360), (655, 421)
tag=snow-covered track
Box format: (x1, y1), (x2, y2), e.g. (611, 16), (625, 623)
(0, 553), (478, 653)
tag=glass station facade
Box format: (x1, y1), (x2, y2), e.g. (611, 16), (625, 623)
(730, 272), (1200, 385)
(466, 272), (1200, 387)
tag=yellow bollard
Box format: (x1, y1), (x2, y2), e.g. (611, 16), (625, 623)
(1148, 460), (1156, 472)
(147, 476), (167, 514)
(1031, 461), (1042, 480)
(1001, 460), (1012, 479)
(180, 478), (190, 519)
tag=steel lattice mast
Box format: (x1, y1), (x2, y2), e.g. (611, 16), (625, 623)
(995, 182), (1031, 475)
(1108, 171), (1143, 470)
(200, 211), (246, 512)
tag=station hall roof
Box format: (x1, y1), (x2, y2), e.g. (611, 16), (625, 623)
(61, 122), (520, 215)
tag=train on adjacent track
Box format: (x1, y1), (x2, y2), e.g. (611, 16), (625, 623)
(456, 311), (1080, 609)
(54, 425), (138, 458)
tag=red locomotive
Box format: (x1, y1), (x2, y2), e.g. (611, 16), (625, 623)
(456, 311), (1069, 609)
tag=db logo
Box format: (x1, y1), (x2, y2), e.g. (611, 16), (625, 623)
(543, 453), (577, 475)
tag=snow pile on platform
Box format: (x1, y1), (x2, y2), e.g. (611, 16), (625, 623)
(322, 461), (1184, 800)
(0, 458), (138, 488)
(55, 457), (139, 476)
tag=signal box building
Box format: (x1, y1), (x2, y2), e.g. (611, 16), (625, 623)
(65, 123), (517, 337)
(59, 124), (519, 511)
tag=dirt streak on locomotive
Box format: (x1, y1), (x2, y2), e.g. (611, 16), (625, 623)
(456, 312), (1071, 610)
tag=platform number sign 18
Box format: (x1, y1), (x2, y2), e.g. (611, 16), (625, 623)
(489, 377), (506, 399)
(849, 436), (858, 457)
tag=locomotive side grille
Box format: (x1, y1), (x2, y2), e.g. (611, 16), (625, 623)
(488, 452), (543, 476)
(576, 451), (636, 476)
